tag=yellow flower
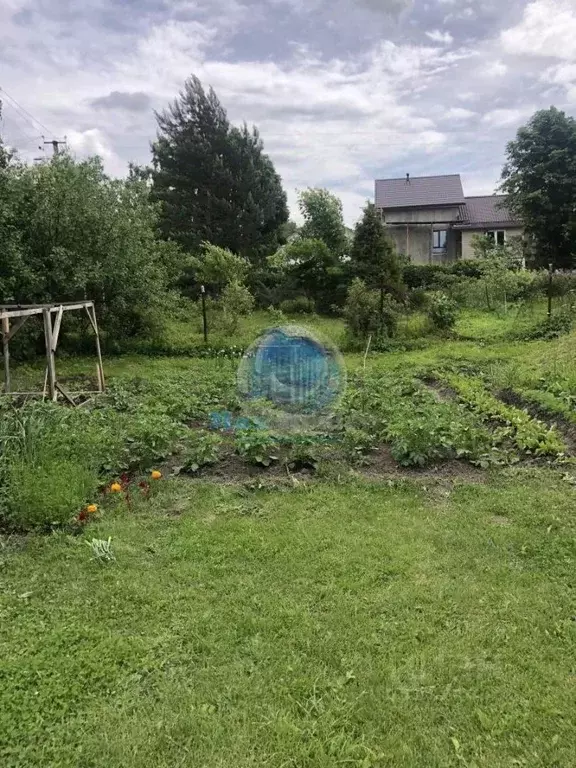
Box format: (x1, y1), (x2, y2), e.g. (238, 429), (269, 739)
(150, 470), (162, 480)
(86, 504), (98, 514)
(110, 482), (122, 493)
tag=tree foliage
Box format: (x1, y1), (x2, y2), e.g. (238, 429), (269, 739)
(350, 202), (402, 295)
(193, 243), (250, 295)
(298, 188), (348, 258)
(0, 155), (184, 351)
(501, 107), (576, 269)
(151, 75), (288, 263)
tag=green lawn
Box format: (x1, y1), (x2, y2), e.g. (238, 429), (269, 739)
(3, 317), (576, 766)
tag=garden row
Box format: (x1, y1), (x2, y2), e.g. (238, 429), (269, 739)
(2, 358), (573, 533)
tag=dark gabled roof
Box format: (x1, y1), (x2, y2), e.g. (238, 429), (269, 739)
(454, 195), (522, 229)
(375, 174), (465, 209)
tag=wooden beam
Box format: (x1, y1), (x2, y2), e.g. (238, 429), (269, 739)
(5, 315), (30, 343)
(51, 305), (64, 351)
(55, 382), (77, 406)
(2, 316), (10, 393)
(87, 305), (105, 392)
(42, 308), (57, 402)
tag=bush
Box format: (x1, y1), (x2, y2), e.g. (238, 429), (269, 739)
(403, 262), (483, 290)
(427, 292), (458, 331)
(218, 280), (255, 333)
(344, 278), (398, 343)
(279, 296), (315, 315)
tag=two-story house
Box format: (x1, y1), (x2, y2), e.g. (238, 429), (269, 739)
(375, 174), (524, 264)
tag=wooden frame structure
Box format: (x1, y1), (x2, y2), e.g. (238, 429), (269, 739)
(0, 301), (105, 402)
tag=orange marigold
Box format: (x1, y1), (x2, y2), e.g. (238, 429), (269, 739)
(86, 504), (98, 514)
(150, 470), (162, 480)
(110, 482), (122, 493)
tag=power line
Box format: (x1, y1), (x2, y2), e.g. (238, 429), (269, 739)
(0, 85), (57, 139)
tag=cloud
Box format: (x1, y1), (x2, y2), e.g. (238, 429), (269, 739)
(91, 91), (151, 112)
(355, 0), (412, 13)
(501, 0), (576, 61)
(484, 60), (508, 77)
(481, 108), (533, 128)
(0, 0), (570, 225)
(425, 30), (454, 44)
(445, 107), (477, 120)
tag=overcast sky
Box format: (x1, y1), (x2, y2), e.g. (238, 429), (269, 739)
(1, 0), (575, 224)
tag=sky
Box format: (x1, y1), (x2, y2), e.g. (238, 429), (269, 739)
(1, 0), (576, 225)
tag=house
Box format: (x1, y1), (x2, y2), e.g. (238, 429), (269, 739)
(374, 173), (524, 264)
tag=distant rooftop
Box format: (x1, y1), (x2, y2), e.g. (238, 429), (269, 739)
(455, 195), (521, 229)
(375, 174), (465, 209)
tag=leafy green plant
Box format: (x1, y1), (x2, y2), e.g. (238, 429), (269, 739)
(443, 373), (565, 457)
(235, 429), (280, 467)
(426, 292), (458, 331)
(177, 431), (222, 474)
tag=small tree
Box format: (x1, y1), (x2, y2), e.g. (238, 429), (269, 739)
(219, 280), (255, 333)
(194, 243), (250, 296)
(350, 202), (403, 334)
(298, 188), (348, 258)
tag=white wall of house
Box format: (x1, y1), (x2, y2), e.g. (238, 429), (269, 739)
(461, 228), (524, 259)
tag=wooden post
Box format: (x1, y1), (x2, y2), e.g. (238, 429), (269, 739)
(88, 305), (105, 392)
(42, 308), (57, 402)
(2, 316), (10, 393)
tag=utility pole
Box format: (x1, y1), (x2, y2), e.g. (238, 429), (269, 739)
(43, 137), (66, 156)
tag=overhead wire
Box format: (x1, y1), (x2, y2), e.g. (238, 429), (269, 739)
(0, 84), (57, 139)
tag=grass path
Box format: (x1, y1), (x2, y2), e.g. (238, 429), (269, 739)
(2, 471), (576, 767)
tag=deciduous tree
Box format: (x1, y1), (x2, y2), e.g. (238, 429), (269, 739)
(501, 107), (576, 269)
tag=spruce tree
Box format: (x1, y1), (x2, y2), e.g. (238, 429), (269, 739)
(151, 76), (288, 263)
(350, 202), (403, 335)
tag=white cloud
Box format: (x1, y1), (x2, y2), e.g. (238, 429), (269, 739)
(445, 107), (477, 120)
(425, 29), (454, 44)
(481, 108), (533, 128)
(484, 60), (508, 77)
(501, 0), (576, 61)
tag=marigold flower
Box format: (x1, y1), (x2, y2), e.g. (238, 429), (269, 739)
(150, 470), (162, 480)
(110, 482), (122, 493)
(86, 504), (98, 514)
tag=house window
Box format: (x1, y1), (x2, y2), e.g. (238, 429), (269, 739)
(433, 230), (447, 249)
(485, 230), (506, 246)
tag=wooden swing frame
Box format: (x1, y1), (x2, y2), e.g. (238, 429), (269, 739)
(0, 301), (105, 403)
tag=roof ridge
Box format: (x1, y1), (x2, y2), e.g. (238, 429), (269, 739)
(464, 194), (507, 200)
(375, 173), (462, 182)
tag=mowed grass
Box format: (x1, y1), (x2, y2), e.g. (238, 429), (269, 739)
(2, 472), (576, 767)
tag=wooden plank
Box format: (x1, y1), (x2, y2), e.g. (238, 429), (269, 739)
(2, 316), (10, 393)
(6, 315), (29, 342)
(0, 306), (45, 320)
(55, 382), (77, 406)
(87, 305), (105, 392)
(42, 309), (57, 402)
(51, 305), (64, 351)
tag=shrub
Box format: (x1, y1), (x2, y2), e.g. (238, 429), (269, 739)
(219, 280), (255, 334)
(279, 296), (315, 315)
(426, 292), (458, 331)
(344, 278), (398, 343)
